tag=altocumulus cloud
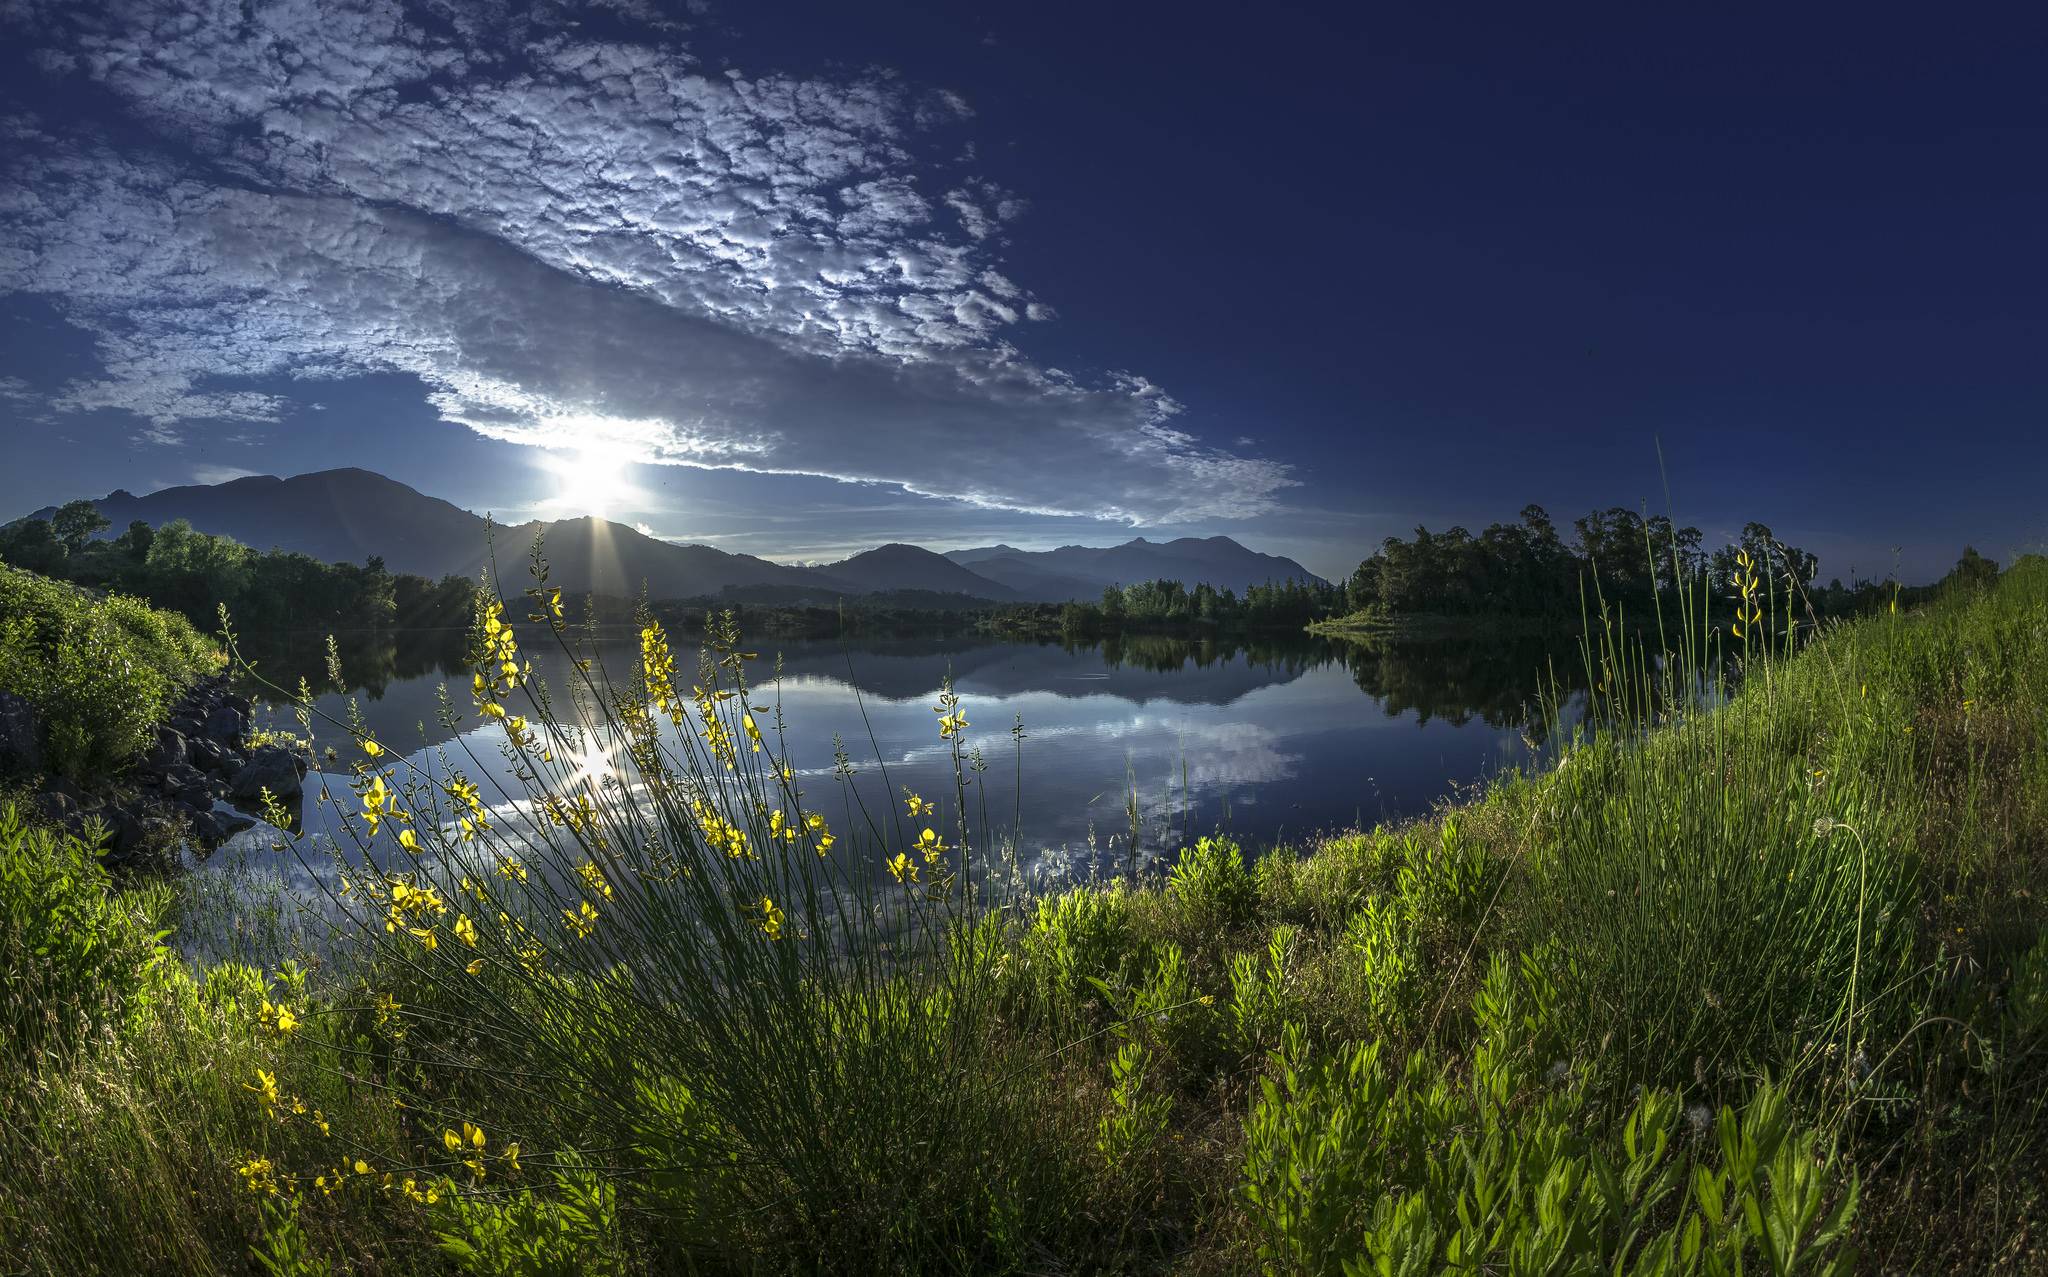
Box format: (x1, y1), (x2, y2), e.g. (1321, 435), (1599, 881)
(0, 0), (1295, 524)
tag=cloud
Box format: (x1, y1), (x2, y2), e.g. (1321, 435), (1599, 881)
(189, 464), (262, 485)
(0, 0), (1294, 524)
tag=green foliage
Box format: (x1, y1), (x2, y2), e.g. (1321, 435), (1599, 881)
(1020, 881), (1140, 1027)
(434, 1160), (625, 1277)
(1228, 923), (1303, 1059)
(1096, 1039), (1171, 1176)
(0, 564), (217, 778)
(0, 805), (164, 1061)
(1165, 833), (1258, 935)
(252, 1198), (335, 1277)
(1241, 1015), (1857, 1274)
(0, 514), (474, 636)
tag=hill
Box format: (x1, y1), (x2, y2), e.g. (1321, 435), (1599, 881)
(944, 535), (1324, 599)
(19, 469), (1318, 605)
(815, 544), (1018, 600)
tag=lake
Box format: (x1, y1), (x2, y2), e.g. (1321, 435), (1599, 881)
(204, 626), (1582, 904)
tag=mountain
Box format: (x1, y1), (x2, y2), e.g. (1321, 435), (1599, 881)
(20, 468), (1320, 604)
(28, 468), (484, 579)
(463, 516), (839, 600)
(943, 535), (1325, 599)
(816, 544), (1019, 600)
(26, 468), (843, 600)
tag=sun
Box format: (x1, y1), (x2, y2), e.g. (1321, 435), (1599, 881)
(541, 445), (635, 519)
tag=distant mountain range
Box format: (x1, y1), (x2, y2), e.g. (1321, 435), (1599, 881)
(24, 468), (1324, 603)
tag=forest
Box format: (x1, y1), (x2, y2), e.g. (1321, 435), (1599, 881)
(0, 500), (475, 635)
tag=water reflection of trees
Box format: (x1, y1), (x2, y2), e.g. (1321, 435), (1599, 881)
(234, 628), (472, 701)
(1334, 634), (1588, 730)
(1085, 632), (1328, 680)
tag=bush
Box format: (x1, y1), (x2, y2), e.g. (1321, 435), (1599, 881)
(1164, 834), (1258, 935)
(1021, 881), (1140, 1028)
(1241, 1012), (1859, 1274)
(0, 565), (217, 779)
(0, 804), (163, 1062)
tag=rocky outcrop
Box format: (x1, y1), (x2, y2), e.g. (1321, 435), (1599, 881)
(1, 671), (300, 868)
(228, 743), (308, 802)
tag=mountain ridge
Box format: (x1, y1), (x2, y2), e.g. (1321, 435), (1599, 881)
(23, 468), (1320, 603)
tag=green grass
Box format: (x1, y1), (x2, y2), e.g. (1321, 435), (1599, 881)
(2, 555), (2045, 1272)
(0, 563), (219, 780)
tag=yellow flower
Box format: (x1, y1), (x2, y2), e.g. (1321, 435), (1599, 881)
(757, 895), (784, 940)
(454, 913), (478, 947)
(398, 827), (421, 853)
(443, 1128), (462, 1154)
(246, 1068), (281, 1111)
(463, 1121), (486, 1150)
(502, 1142), (521, 1174)
(576, 861), (613, 899)
(913, 826), (948, 864)
(354, 1159), (371, 1176)
(274, 1005), (298, 1035)
(466, 958), (485, 976)
(904, 791), (930, 818)
(362, 737), (384, 758)
(886, 852), (918, 884)
(564, 900), (600, 939)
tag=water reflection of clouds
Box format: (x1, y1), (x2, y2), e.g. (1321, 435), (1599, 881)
(215, 637), (1558, 928)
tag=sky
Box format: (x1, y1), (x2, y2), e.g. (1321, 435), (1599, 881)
(2, 2), (2045, 583)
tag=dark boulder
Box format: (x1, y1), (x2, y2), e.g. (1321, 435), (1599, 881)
(214, 809), (256, 838)
(202, 703), (248, 747)
(188, 735), (238, 775)
(31, 789), (78, 829)
(0, 691), (39, 774)
(100, 802), (145, 857)
(141, 726), (189, 773)
(229, 744), (305, 801)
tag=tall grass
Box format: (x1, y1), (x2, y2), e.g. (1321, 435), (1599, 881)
(3, 550), (2043, 1271)
(227, 571), (1104, 1268)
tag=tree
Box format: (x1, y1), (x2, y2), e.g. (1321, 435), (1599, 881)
(1945, 546), (2000, 591)
(115, 520), (155, 561)
(49, 500), (110, 555)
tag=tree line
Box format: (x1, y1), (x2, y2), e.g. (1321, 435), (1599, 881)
(983, 576), (1345, 638)
(1341, 504), (2000, 624)
(0, 501), (475, 634)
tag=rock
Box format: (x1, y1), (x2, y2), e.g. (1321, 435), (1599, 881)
(141, 727), (188, 773)
(202, 703), (248, 746)
(31, 789), (77, 827)
(188, 735), (235, 774)
(214, 809), (256, 838)
(187, 809), (224, 844)
(229, 744), (304, 801)
(0, 691), (39, 774)
(102, 803), (145, 857)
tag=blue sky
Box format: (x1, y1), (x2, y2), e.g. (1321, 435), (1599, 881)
(2, 1), (2044, 582)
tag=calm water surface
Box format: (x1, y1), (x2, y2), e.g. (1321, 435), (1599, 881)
(207, 628), (1579, 893)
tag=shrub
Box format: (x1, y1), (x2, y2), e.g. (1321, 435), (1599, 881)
(0, 804), (164, 1062)
(1241, 1016), (1859, 1274)
(0, 565), (217, 779)
(1022, 880), (1140, 1028)
(433, 1158), (626, 1277)
(1165, 834), (1258, 935)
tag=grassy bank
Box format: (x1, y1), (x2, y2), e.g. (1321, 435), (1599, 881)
(0, 563), (219, 781)
(2, 558), (2045, 1272)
